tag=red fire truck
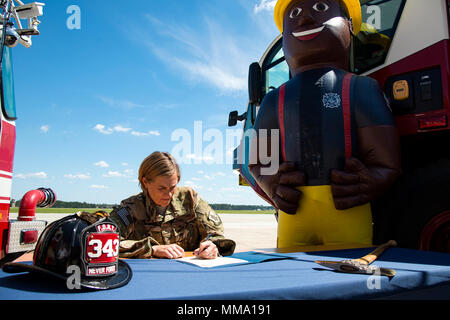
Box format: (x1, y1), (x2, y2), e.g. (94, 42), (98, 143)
(0, 0), (55, 266)
(230, 0), (450, 253)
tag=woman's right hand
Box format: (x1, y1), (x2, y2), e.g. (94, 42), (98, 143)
(152, 244), (185, 259)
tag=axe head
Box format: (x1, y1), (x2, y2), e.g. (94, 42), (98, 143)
(315, 259), (396, 277)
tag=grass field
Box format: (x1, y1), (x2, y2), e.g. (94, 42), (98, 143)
(9, 207), (111, 214)
(9, 207), (275, 214)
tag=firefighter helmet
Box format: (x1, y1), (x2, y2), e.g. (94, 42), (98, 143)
(274, 0), (362, 35)
(2, 213), (132, 290)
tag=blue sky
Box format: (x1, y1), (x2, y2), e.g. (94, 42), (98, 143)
(10, 0), (280, 205)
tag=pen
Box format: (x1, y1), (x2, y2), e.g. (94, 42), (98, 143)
(200, 234), (214, 254)
(198, 234), (220, 257)
(203, 234), (214, 242)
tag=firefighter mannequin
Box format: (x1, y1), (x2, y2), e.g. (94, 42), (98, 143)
(249, 0), (401, 247)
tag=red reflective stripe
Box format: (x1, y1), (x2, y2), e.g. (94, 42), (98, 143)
(278, 84), (287, 162)
(0, 121), (15, 172)
(342, 74), (353, 159)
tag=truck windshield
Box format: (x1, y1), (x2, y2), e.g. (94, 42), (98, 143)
(264, 48), (289, 94)
(0, 46), (16, 120)
(261, 37), (289, 96)
(354, 0), (406, 74)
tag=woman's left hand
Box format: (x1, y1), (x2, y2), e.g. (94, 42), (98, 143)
(193, 240), (219, 259)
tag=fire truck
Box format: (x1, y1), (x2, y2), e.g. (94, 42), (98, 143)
(0, 0), (55, 266)
(229, 0), (450, 253)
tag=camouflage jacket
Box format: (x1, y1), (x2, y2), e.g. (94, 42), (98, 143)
(109, 186), (236, 258)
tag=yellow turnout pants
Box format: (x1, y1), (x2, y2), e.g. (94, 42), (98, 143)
(277, 185), (373, 247)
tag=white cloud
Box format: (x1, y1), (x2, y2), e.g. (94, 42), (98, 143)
(203, 171), (227, 180)
(130, 131), (146, 137)
(64, 173), (91, 180)
(90, 184), (108, 189)
(113, 125), (131, 133)
(40, 125), (49, 133)
(94, 123), (160, 137)
(254, 0), (276, 13)
(14, 172), (48, 179)
(94, 160), (109, 168)
(142, 15), (250, 92)
(176, 60), (246, 91)
(123, 169), (133, 176)
(101, 169), (133, 178)
(186, 154), (214, 162)
(102, 171), (124, 178)
(184, 180), (203, 189)
(131, 130), (161, 137)
(93, 124), (113, 135)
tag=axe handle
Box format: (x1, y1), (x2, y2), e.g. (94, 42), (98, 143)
(353, 240), (397, 265)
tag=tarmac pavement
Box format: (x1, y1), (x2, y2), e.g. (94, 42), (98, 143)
(220, 213), (278, 252)
(9, 212), (278, 252)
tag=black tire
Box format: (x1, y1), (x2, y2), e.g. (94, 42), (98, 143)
(372, 159), (450, 252)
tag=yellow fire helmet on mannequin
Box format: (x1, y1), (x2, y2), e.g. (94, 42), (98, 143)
(274, 0), (362, 35)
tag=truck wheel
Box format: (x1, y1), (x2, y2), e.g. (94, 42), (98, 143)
(418, 210), (450, 252)
(393, 159), (450, 253)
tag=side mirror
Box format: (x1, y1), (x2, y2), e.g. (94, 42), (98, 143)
(228, 110), (247, 127)
(248, 62), (262, 105)
(228, 110), (238, 127)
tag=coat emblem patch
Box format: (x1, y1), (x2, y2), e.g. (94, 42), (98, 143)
(208, 210), (221, 225)
(322, 93), (341, 109)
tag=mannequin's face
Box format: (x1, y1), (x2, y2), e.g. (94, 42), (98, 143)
(282, 0), (352, 74)
(143, 173), (178, 207)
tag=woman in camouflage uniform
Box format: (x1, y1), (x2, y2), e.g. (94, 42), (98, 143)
(109, 151), (236, 259)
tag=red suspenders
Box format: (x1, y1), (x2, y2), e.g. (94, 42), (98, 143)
(277, 73), (354, 162)
(278, 83), (287, 162)
(342, 73), (353, 159)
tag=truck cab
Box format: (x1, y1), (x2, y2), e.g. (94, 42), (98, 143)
(230, 0), (450, 253)
(0, 1), (56, 266)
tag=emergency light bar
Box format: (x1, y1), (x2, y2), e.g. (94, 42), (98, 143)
(14, 1), (44, 19)
(0, 0), (45, 48)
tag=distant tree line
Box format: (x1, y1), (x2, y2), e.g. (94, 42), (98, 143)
(51, 201), (116, 209)
(13, 200), (116, 209)
(209, 203), (274, 211)
(13, 199), (274, 211)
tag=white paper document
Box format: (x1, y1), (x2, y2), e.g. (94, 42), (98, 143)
(176, 256), (248, 268)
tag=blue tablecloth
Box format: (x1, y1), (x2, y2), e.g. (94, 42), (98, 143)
(1, 248), (449, 300)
